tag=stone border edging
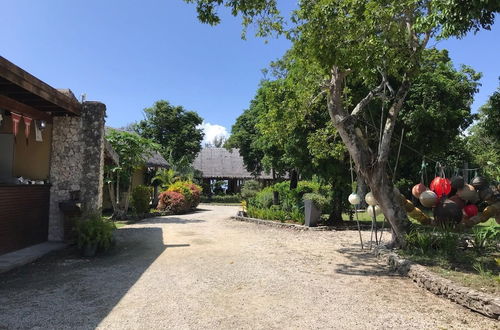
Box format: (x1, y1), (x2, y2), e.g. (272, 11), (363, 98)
(374, 246), (500, 320)
(230, 215), (335, 231)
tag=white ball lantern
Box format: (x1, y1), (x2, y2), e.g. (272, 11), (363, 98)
(365, 192), (378, 206)
(367, 205), (382, 217)
(348, 193), (361, 205)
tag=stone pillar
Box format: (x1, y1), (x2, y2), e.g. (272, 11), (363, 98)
(47, 102), (106, 241)
(79, 102), (106, 213)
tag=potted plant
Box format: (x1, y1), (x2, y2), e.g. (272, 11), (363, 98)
(303, 193), (328, 227)
(74, 213), (115, 257)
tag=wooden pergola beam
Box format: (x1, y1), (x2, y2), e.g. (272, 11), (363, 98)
(0, 94), (52, 121)
(0, 57), (81, 115)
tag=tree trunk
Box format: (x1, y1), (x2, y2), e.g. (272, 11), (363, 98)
(123, 177), (133, 213)
(356, 173), (368, 209)
(273, 191), (280, 205)
(326, 66), (412, 247)
(289, 169), (298, 189)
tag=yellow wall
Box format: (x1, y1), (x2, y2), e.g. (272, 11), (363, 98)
(0, 116), (52, 180)
(132, 167), (145, 187)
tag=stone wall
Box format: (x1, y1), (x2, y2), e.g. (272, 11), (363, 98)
(48, 102), (106, 241)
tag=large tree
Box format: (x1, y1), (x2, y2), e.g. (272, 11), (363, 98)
(134, 100), (204, 163)
(185, 0), (499, 246)
(467, 79), (500, 182)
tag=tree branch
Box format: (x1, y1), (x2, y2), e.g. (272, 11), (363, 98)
(377, 74), (410, 164)
(351, 80), (385, 117)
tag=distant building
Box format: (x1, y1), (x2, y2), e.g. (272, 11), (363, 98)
(192, 148), (273, 194)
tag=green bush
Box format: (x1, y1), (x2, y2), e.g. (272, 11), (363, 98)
(74, 214), (115, 252)
(131, 185), (152, 214)
(241, 180), (261, 200)
(201, 194), (241, 203)
(471, 225), (500, 250)
(250, 187), (274, 208)
(247, 205), (304, 223)
(404, 228), (461, 257)
(303, 193), (328, 210)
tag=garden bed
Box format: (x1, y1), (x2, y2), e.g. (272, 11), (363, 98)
(375, 246), (500, 319)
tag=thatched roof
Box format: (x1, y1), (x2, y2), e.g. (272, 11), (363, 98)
(193, 148), (273, 179)
(144, 151), (169, 168)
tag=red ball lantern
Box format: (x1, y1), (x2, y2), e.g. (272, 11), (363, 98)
(430, 176), (451, 198)
(463, 204), (478, 218)
(412, 183), (427, 199)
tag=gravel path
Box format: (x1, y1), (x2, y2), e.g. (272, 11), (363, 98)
(0, 205), (497, 329)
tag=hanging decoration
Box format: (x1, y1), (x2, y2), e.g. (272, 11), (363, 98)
(429, 176), (451, 198)
(367, 205), (382, 217)
(348, 193), (361, 205)
(412, 183), (427, 199)
(463, 204), (479, 218)
(419, 190), (438, 208)
(365, 192), (378, 206)
(451, 176), (465, 190)
(11, 112), (22, 142)
(457, 184), (479, 203)
(23, 116), (32, 145)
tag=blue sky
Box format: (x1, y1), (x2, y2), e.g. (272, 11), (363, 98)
(1, 1), (498, 142)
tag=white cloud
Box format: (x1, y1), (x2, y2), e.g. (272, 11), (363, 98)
(198, 122), (230, 146)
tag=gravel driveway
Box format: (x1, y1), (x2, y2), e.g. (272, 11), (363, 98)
(0, 205), (497, 329)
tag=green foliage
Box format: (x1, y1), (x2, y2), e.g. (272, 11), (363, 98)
(74, 214), (115, 252)
(404, 228), (461, 257)
(106, 129), (159, 186)
(152, 169), (178, 190)
(133, 100), (204, 163)
(131, 185), (152, 214)
(240, 180), (261, 200)
(303, 193), (328, 210)
(247, 205), (304, 224)
(201, 194), (241, 204)
(471, 225), (500, 250)
(467, 79), (500, 182)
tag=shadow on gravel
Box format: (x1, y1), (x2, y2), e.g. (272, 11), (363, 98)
(334, 247), (402, 278)
(0, 227), (168, 328)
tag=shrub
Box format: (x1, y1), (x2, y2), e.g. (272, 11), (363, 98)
(250, 187), (274, 208)
(241, 180), (261, 200)
(131, 185), (152, 214)
(158, 191), (187, 213)
(188, 183), (202, 208)
(74, 214), (115, 252)
(303, 193), (328, 210)
(201, 194), (241, 203)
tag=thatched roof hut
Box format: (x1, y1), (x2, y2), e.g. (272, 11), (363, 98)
(192, 148), (272, 180)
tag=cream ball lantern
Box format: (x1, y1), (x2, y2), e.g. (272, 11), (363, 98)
(365, 192), (378, 206)
(367, 205), (382, 217)
(348, 193), (361, 205)
(419, 190), (438, 208)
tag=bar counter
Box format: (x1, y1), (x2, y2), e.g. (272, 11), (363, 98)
(0, 184), (50, 255)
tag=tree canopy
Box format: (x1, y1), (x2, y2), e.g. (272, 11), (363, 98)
(134, 100), (204, 163)
(185, 0), (500, 246)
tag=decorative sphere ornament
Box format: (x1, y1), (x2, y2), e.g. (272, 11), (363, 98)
(463, 204), (479, 218)
(449, 195), (465, 209)
(451, 176), (465, 190)
(419, 190), (438, 208)
(348, 193), (361, 205)
(434, 199), (463, 224)
(478, 187), (493, 201)
(457, 184), (480, 203)
(412, 183), (427, 199)
(471, 176), (488, 191)
(365, 192), (378, 206)
(430, 176), (451, 198)
(367, 205), (382, 217)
